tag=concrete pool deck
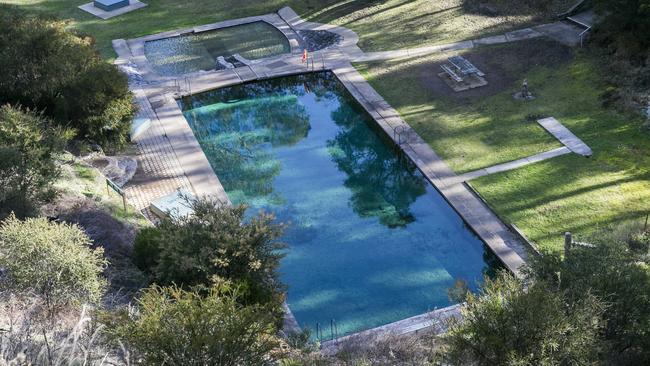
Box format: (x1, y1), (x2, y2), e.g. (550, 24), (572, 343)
(111, 6), (589, 340)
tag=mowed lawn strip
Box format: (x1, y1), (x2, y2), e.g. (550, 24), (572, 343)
(5, 0), (570, 58)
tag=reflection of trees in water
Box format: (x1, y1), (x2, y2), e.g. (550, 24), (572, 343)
(184, 77), (319, 202)
(181, 71), (427, 222)
(482, 244), (504, 278)
(327, 100), (427, 228)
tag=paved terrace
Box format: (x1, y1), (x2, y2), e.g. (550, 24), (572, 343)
(112, 6), (592, 339)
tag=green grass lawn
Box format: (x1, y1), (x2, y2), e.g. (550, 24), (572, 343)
(357, 40), (650, 252)
(3, 0), (567, 59)
(355, 39), (573, 173)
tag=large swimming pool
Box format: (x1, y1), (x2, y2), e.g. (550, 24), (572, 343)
(178, 72), (500, 338)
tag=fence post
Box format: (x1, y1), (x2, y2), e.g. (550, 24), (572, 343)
(564, 232), (572, 258)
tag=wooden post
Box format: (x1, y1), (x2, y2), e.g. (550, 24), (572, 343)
(122, 194), (127, 213)
(644, 212), (648, 232)
(564, 232), (572, 258)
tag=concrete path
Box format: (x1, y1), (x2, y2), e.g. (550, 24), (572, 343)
(532, 21), (586, 47)
(538, 117), (592, 156)
(452, 147), (571, 184)
(351, 27), (543, 62)
(122, 88), (193, 221)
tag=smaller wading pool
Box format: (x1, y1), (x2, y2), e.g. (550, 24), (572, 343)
(144, 21), (291, 76)
(179, 72), (503, 339)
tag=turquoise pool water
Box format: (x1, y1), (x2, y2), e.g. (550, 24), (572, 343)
(179, 72), (500, 338)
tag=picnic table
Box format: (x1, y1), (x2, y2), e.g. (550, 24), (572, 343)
(440, 56), (484, 82)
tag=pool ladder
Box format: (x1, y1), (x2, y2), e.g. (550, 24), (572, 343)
(315, 319), (339, 342)
(393, 125), (409, 145)
(304, 53), (326, 72)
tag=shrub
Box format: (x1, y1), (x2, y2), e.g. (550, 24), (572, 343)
(0, 105), (70, 219)
(132, 227), (162, 273)
(442, 271), (604, 366)
(530, 231), (650, 365)
(0, 215), (107, 313)
(0, 8), (135, 150)
(133, 198), (286, 306)
(105, 284), (281, 365)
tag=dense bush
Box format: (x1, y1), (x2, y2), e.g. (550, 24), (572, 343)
(591, 0), (650, 113)
(443, 271), (604, 366)
(106, 285), (280, 365)
(0, 8), (135, 150)
(530, 230), (650, 365)
(133, 198), (286, 306)
(593, 0), (650, 53)
(0, 105), (70, 219)
(0, 215), (107, 313)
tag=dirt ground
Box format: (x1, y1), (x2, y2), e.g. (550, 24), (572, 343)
(417, 38), (574, 103)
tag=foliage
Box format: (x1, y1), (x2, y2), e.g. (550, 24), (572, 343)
(529, 230), (650, 365)
(443, 271), (604, 366)
(0, 10), (135, 150)
(132, 227), (162, 275)
(593, 0), (650, 53)
(0, 105), (70, 219)
(132, 198), (286, 306)
(0, 215), (107, 313)
(105, 284), (280, 366)
(591, 0), (650, 113)
(0, 297), (120, 365)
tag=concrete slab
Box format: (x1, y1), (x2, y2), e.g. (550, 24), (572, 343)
(538, 117), (592, 156)
(473, 34), (508, 45)
(150, 189), (195, 220)
(505, 28), (543, 41)
(78, 0), (147, 20)
(111, 39), (132, 60)
(453, 147), (571, 183)
(533, 21), (583, 47)
(567, 10), (599, 28)
(233, 66), (258, 82)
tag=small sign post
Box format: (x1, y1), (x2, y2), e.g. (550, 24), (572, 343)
(106, 178), (127, 212)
